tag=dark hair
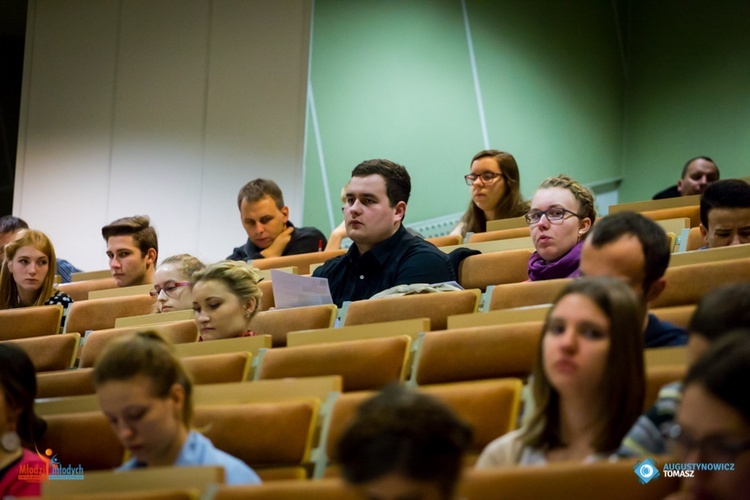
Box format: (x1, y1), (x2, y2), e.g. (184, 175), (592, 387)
(101, 215), (159, 261)
(92, 330), (193, 426)
(586, 211), (670, 294)
(684, 332), (750, 421)
(338, 384), (472, 498)
(523, 277), (645, 454)
(351, 159), (411, 207)
(236, 178), (285, 210)
(681, 156), (717, 179)
(699, 179), (750, 229)
(0, 216), (29, 234)
(459, 150), (529, 235)
(0, 344), (47, 446)
(688, 282), (750, 341)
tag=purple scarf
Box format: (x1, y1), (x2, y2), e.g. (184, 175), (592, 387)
(528, 241), (583, 281)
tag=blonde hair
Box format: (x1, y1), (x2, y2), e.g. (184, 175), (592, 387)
(537, 174), (596, 224)
(0, 229), (58, 309)
(92, 330), (193, 426)
(159, 254), (205, 280)
(191, 260), (263, 320)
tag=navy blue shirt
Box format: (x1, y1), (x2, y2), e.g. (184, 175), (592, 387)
(228, 222), (326, 261)
(644, 313), (688, 348)
(313, 225), (455, 307)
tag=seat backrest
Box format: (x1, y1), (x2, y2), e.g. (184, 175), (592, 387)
(344, 290), (481, 330)
(181, 352), (251, 384)
(459, 460), (680, 499)
(287, 318), (430, 347)
(686, 226), (704, 251)
(425, 234), (462, 247)
(3, 332), (80, 371)
(37, 368), (95, 398)
(70, 269), (113, 282)
(486, 215), (528, 232)
(0, 304), (63, 340)
(56, 277), (118, 301)
(79, 320), (199, 368)
(173, 334), (271, 358)
(114, 309), (195, 328)
(447, 304), (549, 329)
(655, 217), (690, 235)
(468, 226), (530, 243)
(43, 466), (223, 498)
(670, 243), (750, 266)
(194, 399), (319, 468)
(609, 194), (700, 214)
(650, 304), (696, 329)
(489, 278), (570, 311)
(641, 205), (701, 227)
(249, 304), (338, 347)
(65, 295), (157, 334)
(256, 336), (411, 391)
(645, 346), (687, 368)
(645, 365), (686, 410)
(654, 257), (750, 308)
(89, 283), (154, 300)
(214, 479), (357, 500)
(458, 249), (532, 291)
(258, 280), (274, 311)
(250, 249), (346, 274)
(415, 322), (542, 385)
(40, 411), (125, 471)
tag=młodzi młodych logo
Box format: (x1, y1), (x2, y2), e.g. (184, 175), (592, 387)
(634, 458), (661, 484)
(47, 451), (85, 481)
(18, 447), (85, 483)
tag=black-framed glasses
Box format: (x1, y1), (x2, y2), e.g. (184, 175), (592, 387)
(149, 281), (191, 298)
(464, 172), (504, 185)
(666, 424), (750, 463)
(525, 207), (581, 225)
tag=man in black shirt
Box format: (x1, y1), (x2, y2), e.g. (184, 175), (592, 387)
(313, 159), (455, 307)
(228, 179), (326, 261)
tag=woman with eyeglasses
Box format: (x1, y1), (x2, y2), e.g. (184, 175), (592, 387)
(525, 174), (596, 281)
(191, 260), (262, 341)
(152, 254), (205, 313)
(451, 150), (529, 238)
(666, 332), (750, 500)
(476, 277), (645, 467)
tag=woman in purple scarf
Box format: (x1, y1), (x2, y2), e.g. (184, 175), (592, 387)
(526, 175), (596, 281)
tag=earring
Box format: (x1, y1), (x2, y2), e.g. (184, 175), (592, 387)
(1, 431), (20, 453)
(244, 310), (251, 318)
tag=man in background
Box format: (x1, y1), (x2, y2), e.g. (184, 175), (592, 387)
(652, 156), (719, 199)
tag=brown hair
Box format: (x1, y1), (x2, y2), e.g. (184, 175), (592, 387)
(536, 174), (596, 224)
(522, 277), (645, 454)
(0, 229), (58, 308)
(101, 215), (159, 262)
(237, 179), (285, 210)
(159, 254), (205, 280)
(191, 260), (263, 321)
(460, 150), (529, 235)
(92, 330), (193, 426)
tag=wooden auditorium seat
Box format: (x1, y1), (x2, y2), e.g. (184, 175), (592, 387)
(669, 243), (750, 266)
(214, 479), (357, 500)
(654, 257), (750, 308)
(39, 411), (125, 471)
(425, 234), (462, 247)
(486, 215), (528, 231)
(173, 334), (271, 359)
(193, 399), (320, 480)
(489, 278), (570, 311)
(56, 277), (118, 301)
(255, 336), (411, 391)
(38, 489), (200, 500)
(115, 309), (194, 328)
(641, 205), (701, 228)
(287, 318), (430, 347)
(343, 289), (481, 330)
(468, 226), (530, 243)
(3, 332), (80, 371)
(89, 283), (154, 300)
(64, 295), (157, 334)
(413, 322), (542, 385)
(181, 352), (251, 384)
(447, 304), (550, 329)
(0, 304), (63, 339)
(37, 368), (95, 398)
(645, 346), (687, 368)
(258, 280), (274, 311)
(250, 249), (346, 275)
(458, 249), (532, 291)
(79, 320), (199, 368)
(248, 304), (338, 347)
(70, 269), (113, 282)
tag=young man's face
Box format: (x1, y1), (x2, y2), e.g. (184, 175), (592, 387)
(344, 175), (405, 254)
(678, 159), (719, 196)
(701, 207), (750, 248)
(106, 235), (155, 287)
(240, 195), (289, 250)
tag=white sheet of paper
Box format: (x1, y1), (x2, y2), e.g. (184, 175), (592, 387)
(270, 269), (333, 309)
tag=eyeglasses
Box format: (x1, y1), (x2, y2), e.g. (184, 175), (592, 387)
(524, 207), (581, 225)
(464, 172), (504, 186)
(666, 424), (750, 463)
(149, 281), (191, 298)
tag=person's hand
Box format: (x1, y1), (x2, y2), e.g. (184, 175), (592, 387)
(325, 221), (347, 251)
(260, 226), (294, 258)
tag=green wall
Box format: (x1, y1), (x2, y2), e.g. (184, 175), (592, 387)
(620, 0), (750, 201)
(303, 0), (749, 233)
